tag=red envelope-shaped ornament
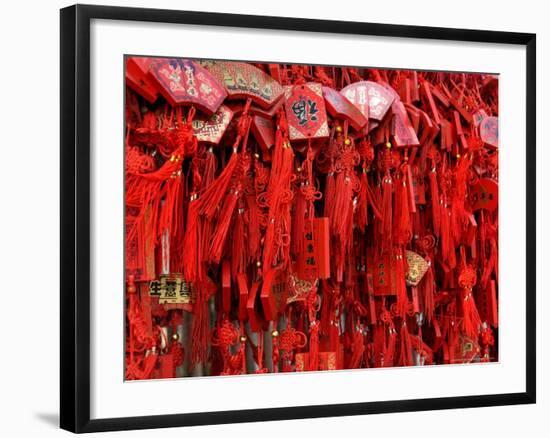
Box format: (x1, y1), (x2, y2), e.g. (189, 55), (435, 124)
(192, 105), (233, 144)
(126, 57), (159, 103)
(149, 59), (226, 115)
(284, 83), (329, 141)
(470, 178), (498, 212)
(480, 116), (498, 148)
(202, 61), (284, 109)
(341, 81), (395, 121)
(322, 86), (368, 131)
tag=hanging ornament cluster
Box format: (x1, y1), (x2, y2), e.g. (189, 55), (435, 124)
(124, 57), (498, 379)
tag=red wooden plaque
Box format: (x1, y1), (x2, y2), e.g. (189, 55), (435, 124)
(236, 273), (249, 321)
(202, 61), (284, 109)
(341, 81), (395, 121)
(392, 100), (419, 147)
(251, 115), (275, 153)
(322, 86), (368, 131)
(149, 58), (226, 115)
(470, 178), (498, 212)
(126, 57), (159, 103)
(296, 218), (330, 281)
(246, 281), (263, 332)
(221, 260), (231, 313)
(192, 105), (233, 144)
(284, 83), (329, 141)
(367, 253), (396, 296)
(260, 268), (288, 321)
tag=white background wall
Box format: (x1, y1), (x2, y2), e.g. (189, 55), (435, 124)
(0, 0), (546, 436)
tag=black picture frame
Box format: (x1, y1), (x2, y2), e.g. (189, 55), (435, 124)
(60, 4), (536, 433)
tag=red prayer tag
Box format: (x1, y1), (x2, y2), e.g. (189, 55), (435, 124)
(236, 273), (249, 321)
(367, 253), (396, 296)
(246, 282), (263, 332)
(341, 81), (395, 122)
(202, 61), (284, 109)
(149, 59), (226, 114)
(251, 115), (275, 153)
(192, 105), (233, 144)
(221, 260), (231, 313)
(126, 57), (159, 103)
(391, 100), (419, 147)
(470, 178), (498, 212)
(322, 86), (368, 131)
(480, 116), (498, 148)
(260, 268), (288, 321)
(284, 83), (329, 141)
(296, 218), (330, 280)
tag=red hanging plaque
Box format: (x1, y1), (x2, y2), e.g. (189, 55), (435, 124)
(260, 268), (288, 321)
(391, 100), (420, 147)
(296, 217), (330, 280)
(341, 81), (395, 122)
(149, 58), (226, 114)
(284, 83), (329, 141)
(322, 86), (368, 131)
(202, 61), (284, 109)
(367, 253), (396, 296)
(251, 115), (276, 154)
(470, 178), (498, 212)
(192, 105), (233, 144)
(125, 57), (159, 103)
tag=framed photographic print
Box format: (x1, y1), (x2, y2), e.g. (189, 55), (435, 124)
(60, 4), (536, 433)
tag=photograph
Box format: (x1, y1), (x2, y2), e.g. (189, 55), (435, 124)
(124, 56), (499, 380)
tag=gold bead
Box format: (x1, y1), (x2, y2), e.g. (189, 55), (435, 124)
(344, 138), (351, 146)
(385, 142), (392, 149)
(172, 333), (179, 341)
(272, 330), (279, 337)
(240, 335), (247, 343)
(256, 261), (262, 267)
(335, 125), (343, 134)
(456, 153), (461, 159)
(296, 166), (302, 172)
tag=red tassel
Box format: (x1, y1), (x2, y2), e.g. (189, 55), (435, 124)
(420, 264), (435, 324)
(356, 168), (369, 231)
(262, 111), (294, 272)
(209, 189), (239, 264)
(394, 172), (411, 245)
(190, 285), (210, 370)
(395, 248), (408, 317)
(398, 322), (413, 366)
(381, 174), (393, 252)
(429, 170), (441, 237)
(308, 322), (320, 371)
(348, 329), (365, 369)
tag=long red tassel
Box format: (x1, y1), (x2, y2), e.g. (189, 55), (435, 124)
(398, 322), (413, 366)
(429, 169), (441, 237)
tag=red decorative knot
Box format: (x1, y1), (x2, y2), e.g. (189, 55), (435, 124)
(211, 319), (239, 348)
(416, 234), (436, 254)
(458, 265), (477, 290)
(278, 328), (307, 351)
(126, 147), (156, 174)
